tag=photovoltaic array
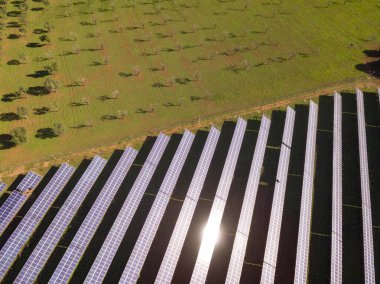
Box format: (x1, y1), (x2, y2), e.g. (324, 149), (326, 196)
(0, 90), (378, 284)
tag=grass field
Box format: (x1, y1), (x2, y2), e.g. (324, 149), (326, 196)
(0, 0), (379, 179)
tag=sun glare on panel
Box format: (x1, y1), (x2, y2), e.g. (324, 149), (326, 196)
(199, 218), (220, 262)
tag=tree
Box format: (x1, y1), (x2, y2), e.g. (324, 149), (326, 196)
(18, 53), (27, 63)
(132, 66), (141, 76)
(76, 77), (85, 86)
(148, 103), (156, 113)
(53, 123), (65, 136)
(18, 27), (27, 37)
(109, 90), (119, 99)
(44, 22), (54, 32)
(117, 110), (128, 119)
(17, 106), (29, 119)
(82, 97), (89, 105)
(204, 91), (213, 100)
(104, 55), (110, 65)
(50, 102), (59, 112)
(18, 87), (27, 98)
(44, 62), (58, 75)
(10, 127), (27, 145)
(193, 71), (201, 81)
(242, 59), (250, 70)
(39, 34), (51, 44)
(44, 78), (59, 92)
(73, 43), (80, 55)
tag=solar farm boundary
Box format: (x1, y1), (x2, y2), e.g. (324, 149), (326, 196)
(225, 116), (271, 284)
(155, 127), (221, 284)
(331, 92), (342, 284)
(356, 89), (376, 284)
(0, 163), (75, 281)
(294, 101), (319, 283)
(0, 172), (42, 236)
(119, 130), (195, 283)
(82, 133), (170, 284)
(14, 156), (107, 284)
(48, 147), (137, 284)
(260, 106), (296, 284)
(190, 117), (247, 284)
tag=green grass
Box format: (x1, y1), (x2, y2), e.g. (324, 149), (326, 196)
(0, 0), (379, 176)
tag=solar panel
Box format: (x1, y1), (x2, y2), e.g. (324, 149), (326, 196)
(81, 133), (170, 284)
(356, 89), (376, 283)
(225, 116), (271, 284)
(155, 127), (220, 284)
(14, 156), (107, 284)
(0, 182), (6, 192)
(260, 106), (295, 284)
(16, 171), (41, 192)
(294, 101), (318, 283)
(190, 117), (247, 283)
(0, 172), (42, 236)
(119, 131), (194, 284)
(0, 163), (75, 281)
(331, 92), (342, 284)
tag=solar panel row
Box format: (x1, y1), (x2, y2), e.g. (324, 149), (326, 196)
(48, 147), (137, 284)
(0, 163), (75, 281)
(225, 116), (271, 284)
(294, 101), (318, 283)
(155, 127), (220, 284)
(14, 156), (107, 284)
(0, 172), (42, 236)
(190, 118), (247, 284)
(356, 89), (376, 283)
(331, 92), (342, 284)
(260, 107), (295, 284)
(0, 182), (6, 192)
(16, 171), (42, 192)
(82, 133), (170, 284)
(120, 130), (195, 284)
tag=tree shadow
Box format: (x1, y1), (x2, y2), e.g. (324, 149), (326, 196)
(7, 34), (21, 39)
(69, 102), (88, 107)
(26, 42), (44, 48)
(355, 49), (380, 78)
(26, 70), (49, 78)
(163, 102), (181, 107)
(175, 77), (191, 84)
(0, 134), (16, 150)
(35, 128), (57, 139)
(7, 59), (21, 65)
(136, 108), (148, 113)
(31, 7), (44, 11)
(90, 61), (104, 66)
(27, 86), (49, 96)
(0, 112), (20, 121)
(80, 21), (95, 26)
(33, 107), (50, 115)
(7, 10), (21, 17)
(190, 96), (202, 101)
(152, 82), (167, 88)
(2, 93), (20, 102)
(33, 28), (48, 34)
(118, 72), (132, 78)
(98, 95), (112, 102)
(101, 115), (119, 120)
(6, 21), (21, 28)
